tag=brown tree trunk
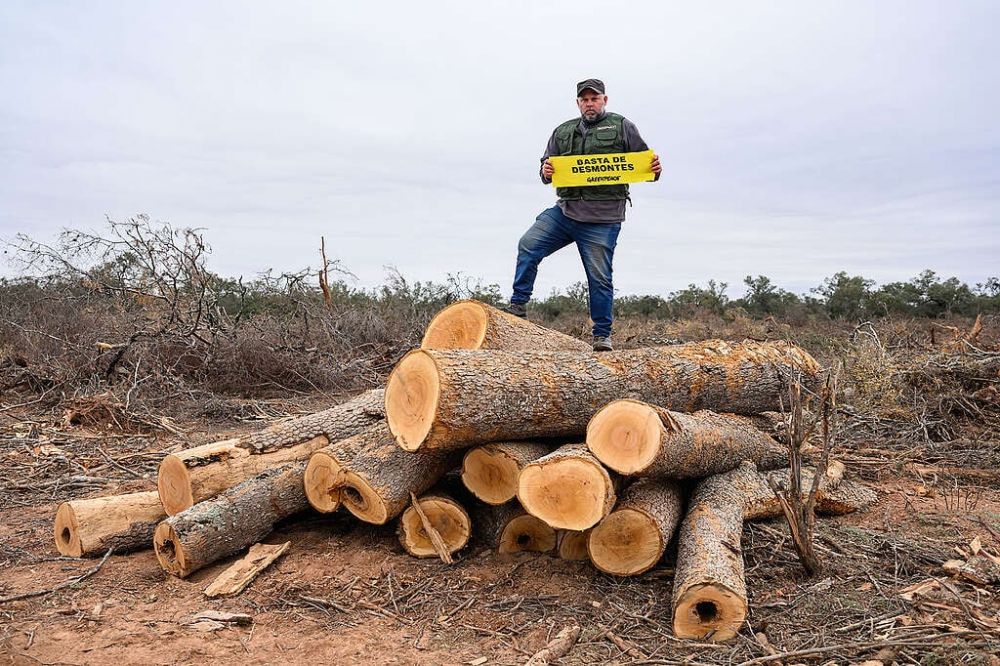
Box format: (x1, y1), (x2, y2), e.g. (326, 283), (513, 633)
(587, 400), (787, 477)
(386, 340), (820, 452)
(54, 491), (165, 557)
(475, 503), (556, 555)
(154, 462), (308, 578)
(587, 479), (684, 576)
(302, 424), (385, 513)
(517, 443), (617, 531)
(157, 389), (384, 515)
(460, 441), (554, 505)
(333, 423), (459, 525)
(421, 300), (588, 352)
(672, 461), (876, 642)
(397, 492), (471, 559)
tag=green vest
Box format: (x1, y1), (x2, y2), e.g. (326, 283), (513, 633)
(553, 112), (629, 202)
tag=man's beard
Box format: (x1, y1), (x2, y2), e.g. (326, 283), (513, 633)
(582, 109), (599, 120)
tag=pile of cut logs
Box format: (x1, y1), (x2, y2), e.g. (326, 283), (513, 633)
(53, 300), (875, 642)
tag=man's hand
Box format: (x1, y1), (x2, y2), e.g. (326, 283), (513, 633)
(541, 158), (554, 180)
(651, 153), (662, 176)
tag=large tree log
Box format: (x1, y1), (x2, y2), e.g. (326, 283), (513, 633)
(475, 503), (557, 555)
(386, 340), (820, 452)
(421, 300), (589, 352)
(303, 424), (384, 513)
(154, 462), (307, 578)
(587, 400), (787, 477)
(461, 441), (554, 505)
(517, 443), (617, 531)
(587, 479), (684, 576)
(672, 461), (876, 642)
(54, 490), (165, 557)
(158, 389), (384, 515)
(332, 423), (458, 525)
(397, 492), (471, 559)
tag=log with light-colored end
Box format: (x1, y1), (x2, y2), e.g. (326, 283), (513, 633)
(336, 423), (458, 525)
(54, 490), (165, 557)
(517, 443), (617, 531)
(476, 503), (557, 555)
(587, 479), (683, 576)
(154, 462), (308, 578)
(386, 340), (821, 451)
(397, 493), (471, 558)
(461, 441), (553, 504)
(421, 299), (589, 352)
(672, 461), (876, 642)
(587, 400), (786, 478)
(556, 530), (590, 561)
(303, 424), (385, 513)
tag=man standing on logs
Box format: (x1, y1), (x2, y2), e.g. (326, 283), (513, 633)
(505, 78), (661, 351)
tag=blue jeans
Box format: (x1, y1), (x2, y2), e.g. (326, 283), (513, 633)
(511, 205), (621, 338)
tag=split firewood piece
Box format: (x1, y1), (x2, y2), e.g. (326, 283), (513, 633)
(54, 490), (165, 557)
(421, 299), (589, 352)
(398, 493), (471, 560)
(587, 479), (683, 576)
(154, 462), (308, 578)
(204, 541), (290, 597)
(525, 624), (582, 666)
(157, 389), (384, 515)
(556, 530), (591, 561)
(672, 461), (876, 642)
(386, 340), (820, 452)
(587, 400), (787, 477)
(517, 443), (617, 531)
(461, 441), (554, 505)
(303, 424), (385, 513)
(476, 503), (556, 555)
(334, 423), (459, 525)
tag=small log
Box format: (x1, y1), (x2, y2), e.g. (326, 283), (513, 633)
(587, 479), (684, 576)
(517, 443), (617, 531)
(397, 493), (471, 559)
(157, 389), (384, 515)
(154, 462), (307, 578)
(386, 340), (820, 451)
(587, 400), (787, 477)
(335, 423), (458, 524)
(476, 503), (556, 555)
(54, 490), (165, 557)
(525, 624), (581, 666)
(204, 541), (290, 597)
(461, 441), (553, 505)
(556, 530), (591, 561)
(421, 299), (588, 351)
(672, 461), (875, 642)
(303, 424), (384, 513)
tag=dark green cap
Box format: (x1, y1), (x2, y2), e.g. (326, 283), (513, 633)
(576, 78), (605, 96)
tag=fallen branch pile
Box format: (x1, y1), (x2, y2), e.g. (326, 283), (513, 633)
(52, 299), (877, 642)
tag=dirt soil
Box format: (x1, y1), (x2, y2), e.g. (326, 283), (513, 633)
(2, 403), (1000, 665)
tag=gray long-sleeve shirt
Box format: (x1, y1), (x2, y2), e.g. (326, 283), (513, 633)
(540, 112), (655, 223)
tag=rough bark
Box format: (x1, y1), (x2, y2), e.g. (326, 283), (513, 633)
(517, 443), (618, 531)
(556, 530), (591, 561)
(157, 389), (384, 515)
(397, 493), (471, 558)
(460, 441), (554, 505)
(672, 461), (876, 642)
(336, 423), (459, 525)
(154, 462), (307, 578)
(303, 424), (385, 513)
(587, 400), (787, 477)
(54, 491), (165, 557)
(421, 299), (589, 352)
(386, 340), (821, 452)
(587, 479), (684, 576)
(525, 625), (582, 666)
(475, 502), (557, 555)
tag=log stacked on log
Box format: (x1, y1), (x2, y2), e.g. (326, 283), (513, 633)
(461, 441), (553, 505)
(422, 300), (589, 352)
(517, 443), (618, 531)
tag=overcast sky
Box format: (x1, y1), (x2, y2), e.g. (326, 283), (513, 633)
(2, 1), (998, 299)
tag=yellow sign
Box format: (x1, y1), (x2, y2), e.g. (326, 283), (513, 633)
(549, 150), (655, 188)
